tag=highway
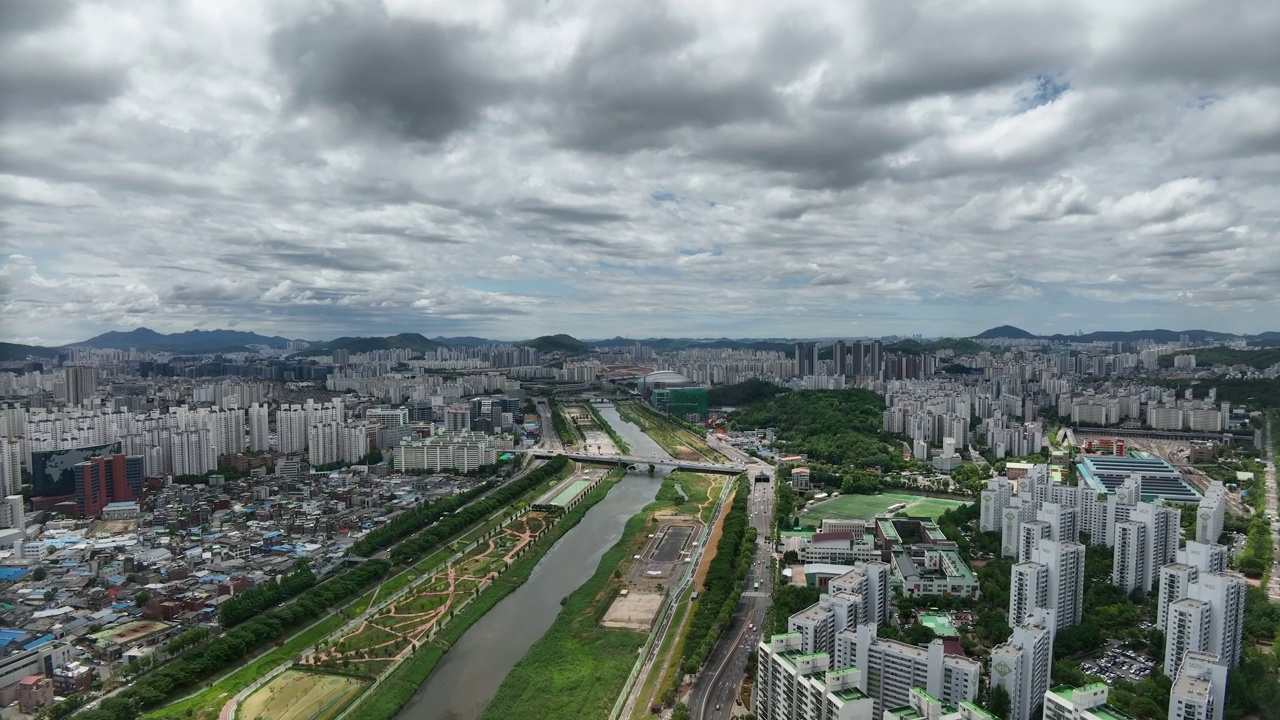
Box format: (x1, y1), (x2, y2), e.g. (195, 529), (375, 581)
(687, 435), (775, 719)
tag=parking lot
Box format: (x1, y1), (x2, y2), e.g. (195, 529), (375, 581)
(1080, 633), (1158, 682)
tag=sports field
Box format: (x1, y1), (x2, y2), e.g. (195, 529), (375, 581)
(798, 492), (970, 525)
(239, 671), (365, 720)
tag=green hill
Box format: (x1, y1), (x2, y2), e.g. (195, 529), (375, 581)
(0, 342), (60, 362)
(1157, 347), (1280, 370)
(727, 388), (903, 469)
(707, 379), (790, 406)
(521, 334), (591, 354)
(884, 337), (988, 355)
(294, 333), (443, 357)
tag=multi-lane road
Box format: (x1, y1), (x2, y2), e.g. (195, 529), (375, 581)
(687, 436), (776, 719)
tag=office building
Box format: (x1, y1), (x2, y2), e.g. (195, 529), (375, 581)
(1168, 652), (1228, 720)
(756, 632), (875, 720)
(835, 624), (980, 718)
(990, 611), (1054, 720)
(73, 453), (143, 517)
(1043, 683), (1137, 720)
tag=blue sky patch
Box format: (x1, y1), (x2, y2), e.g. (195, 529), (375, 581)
(651, 191), (677, 202)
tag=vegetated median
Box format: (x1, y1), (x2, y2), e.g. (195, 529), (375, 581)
(679, 475), (753, 676)
(550, 398), (581, 447)
(347, 465), (628, 720)
(587, 402), (632, 453)
(86, 459), (573, 720)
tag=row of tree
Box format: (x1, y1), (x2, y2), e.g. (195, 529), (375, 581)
(349, 455), (565, 557)
(72, 559), (391, 720)
(388, 456), (569, 566)
(218, 561), (317, 627)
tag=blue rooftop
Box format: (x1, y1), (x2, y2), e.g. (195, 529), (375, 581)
(0, 567), (29, 582)
(22, 634), (54, 651)
(0, 629), (28, 645)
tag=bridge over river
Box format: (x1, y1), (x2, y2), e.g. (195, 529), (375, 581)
(518, 449), (747, 475)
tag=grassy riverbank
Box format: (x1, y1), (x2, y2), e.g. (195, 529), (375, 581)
(345, 466), (626, 720)
(479, 501), (662, 720)
(616, 402), (721, 462)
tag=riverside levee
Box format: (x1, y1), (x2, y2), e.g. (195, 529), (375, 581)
(396, 408), (673, 720)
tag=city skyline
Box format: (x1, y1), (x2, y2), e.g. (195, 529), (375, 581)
(4, 1), (1279, 344)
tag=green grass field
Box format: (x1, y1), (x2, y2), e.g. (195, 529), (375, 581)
(798, 492), (970, 525)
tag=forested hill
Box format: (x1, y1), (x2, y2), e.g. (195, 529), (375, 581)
(726, 388), (904, 469)
(707, 378), (790, 406)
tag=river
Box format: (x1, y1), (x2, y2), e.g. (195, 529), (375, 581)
(394, 403), (668, 720)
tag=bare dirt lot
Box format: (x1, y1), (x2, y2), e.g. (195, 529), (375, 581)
(602, 591), (665, 631)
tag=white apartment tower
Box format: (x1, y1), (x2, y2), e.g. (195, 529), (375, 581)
(789, 564), (892, 655)
(756, 633), (875, 720)
(1196, 482), (1226, 544)
(981, 479), (1013, 532)
(1113, 502), (1179, 594)
(990, 611), (1054, 720)
(1168, 652), (1228, 720)
(834, 624), (980, 718)
(248, 403), (270, 453)
(1018, 520), (1052, 563)
(1159, 571), (1246, 674)
(1157, 564), (1199, 631)
(0, 438), (21, 497)
(1164, 598), (1212, 677)
(1178, 541), (1228, 575)
(276, 404), (307, 455)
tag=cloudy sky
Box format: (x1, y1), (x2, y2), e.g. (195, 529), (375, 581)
(2, 0), (1279, 345)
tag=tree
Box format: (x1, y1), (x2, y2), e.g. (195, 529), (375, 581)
(989, 685), (1011, 720)
(134, 590), (152, 607)
(32, 567), (46, 581)
(671, 703), (692, 720)
(902, 624), (937, 646)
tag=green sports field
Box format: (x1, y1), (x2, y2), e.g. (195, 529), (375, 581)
(798, 492), (970, 525)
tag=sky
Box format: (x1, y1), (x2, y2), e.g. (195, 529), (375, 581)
(1, 0), (1279, 345)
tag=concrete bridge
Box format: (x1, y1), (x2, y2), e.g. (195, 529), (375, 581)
(520, 449), (746, 475)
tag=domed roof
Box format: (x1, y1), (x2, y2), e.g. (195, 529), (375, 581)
(639, 370), (694, 387)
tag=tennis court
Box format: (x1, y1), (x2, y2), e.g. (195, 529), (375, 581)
(799, 492), (970, 525)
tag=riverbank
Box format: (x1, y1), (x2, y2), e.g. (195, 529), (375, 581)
(615, 401), (722, 462)
(333, 465), (626, 720)
(479, 503), (660, 720)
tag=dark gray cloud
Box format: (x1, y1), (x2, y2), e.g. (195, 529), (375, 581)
(270, 3), (505, 143)
(514, 201), (630, 225)
(543, 2), (797, 153)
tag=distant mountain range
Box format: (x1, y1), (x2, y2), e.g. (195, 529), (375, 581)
(293, 333), (444, 357)
(969, 326), (1280, 344)
(3, 325), (1279, 364)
